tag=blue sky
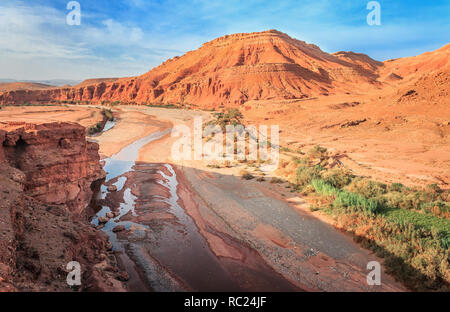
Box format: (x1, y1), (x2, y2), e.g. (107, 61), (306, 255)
(0, 0), (449, 80)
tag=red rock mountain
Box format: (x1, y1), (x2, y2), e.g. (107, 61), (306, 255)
(0, 30), (448, 108)
(0, 30), (384, 107)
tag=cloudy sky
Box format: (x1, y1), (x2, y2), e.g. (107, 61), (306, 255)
(0, 0), (449, 81)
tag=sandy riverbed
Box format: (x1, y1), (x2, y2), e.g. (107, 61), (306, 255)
(90, 106), (405, 291)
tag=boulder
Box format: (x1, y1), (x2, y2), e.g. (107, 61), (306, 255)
(112, 225), (125, 233)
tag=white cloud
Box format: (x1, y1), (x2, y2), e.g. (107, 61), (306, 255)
(0, 4), (90, 59)
(0, 2), (185, 80)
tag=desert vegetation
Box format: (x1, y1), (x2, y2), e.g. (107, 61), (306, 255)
(276, 145), (450, 291)
(87, 122), (103, 135)
(87, 108), (114, 135)
(204, 108), (244, 130)
(101, 108), (114, 121)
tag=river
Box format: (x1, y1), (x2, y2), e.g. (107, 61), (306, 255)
(90, 127), (299, 291)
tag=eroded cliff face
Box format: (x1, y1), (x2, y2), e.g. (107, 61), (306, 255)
(0, 122), (105, 215)
(0, 30), (384, 108)
(0, 122), (124, 291)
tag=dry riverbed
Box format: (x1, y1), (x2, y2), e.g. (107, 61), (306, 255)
(89, 106), (405, 292)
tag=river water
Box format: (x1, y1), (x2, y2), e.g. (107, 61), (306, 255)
(91, 128), (298, 292)
(91, 129), (171, 249)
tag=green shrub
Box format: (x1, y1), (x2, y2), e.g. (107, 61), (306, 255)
(340, 212), (449, 291)
(88, 123), (102, 135)
(346, 178), (387, 198)
(311, 179), (381, 214)
(425, 183), (443, 195)
(311, 179), (337, 196)
(295, 165), (323, 186)
(242, 173), (255, 180)
(206, 109), (244, 130)
(280, 147), (292, 153)
(389, 183), (405, 192)
(382, 208), (450, 248)
(333, 190), (381, 214)
(321, 168), (353, 188)
(147, 103), (178, 109)
(102, 108), (114, 121)
(307, 145), (327, 159)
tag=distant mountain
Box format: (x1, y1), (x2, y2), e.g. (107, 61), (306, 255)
(0, 82), (55, 92)
(0, 79), (82, 87)
(0, 30), (448, 108)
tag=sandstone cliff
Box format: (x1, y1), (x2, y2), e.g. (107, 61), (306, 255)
(0, 122), (105, 215)
(0, 122), (124, 291)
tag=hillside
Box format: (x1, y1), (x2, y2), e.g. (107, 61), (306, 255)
(0, 30), (386, 107)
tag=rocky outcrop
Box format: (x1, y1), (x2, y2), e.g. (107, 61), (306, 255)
(0, 122), (105, 215)
(0, 30), (383, 108)
(0, 122), (124, 291)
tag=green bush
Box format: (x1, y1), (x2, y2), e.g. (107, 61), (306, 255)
(270, 177), (284, 184)
(382, 208), (450, 248)
(102, 108), (114, 121)
(88, 122), (102, 135)
(321, 168), (353, 188)
(147, 103), (178, 109)
(389, 182), (406, 192)
(380, 186), (449, 217)
(346, 178), (387, 198)
(311, 179), (381, 214)
(240, 169), (255, 180)
(311, 179), (337, 196)
(295, 165), (323, 186)
(425, 183), (443, 195)
(307, 145), (327, 159)
(333, 190), (381, 214)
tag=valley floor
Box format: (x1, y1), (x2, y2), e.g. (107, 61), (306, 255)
(88, 105), (405, 291)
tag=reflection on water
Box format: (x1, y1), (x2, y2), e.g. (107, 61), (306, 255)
(103, 129), (171, 181)
(103, 119), (117, 132)
(91, 129), (170, 251)
(92, 188), (148, 251)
